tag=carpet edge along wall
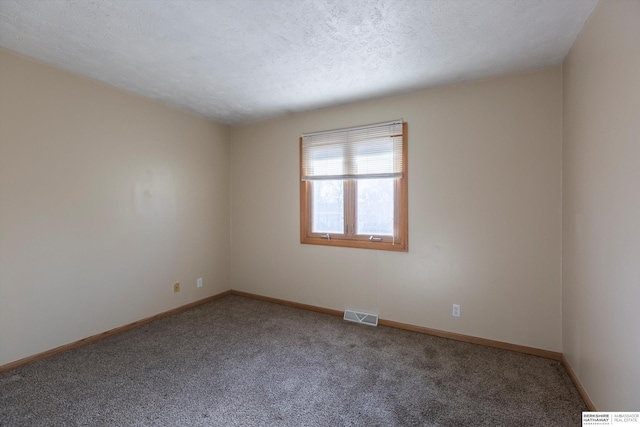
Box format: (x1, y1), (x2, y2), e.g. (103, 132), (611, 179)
(0, 289), (595, 411)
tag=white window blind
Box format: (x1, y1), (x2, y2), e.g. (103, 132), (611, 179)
(301, 120), (404, 181)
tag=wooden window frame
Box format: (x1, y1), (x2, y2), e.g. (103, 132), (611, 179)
(300, 123), (408, 252)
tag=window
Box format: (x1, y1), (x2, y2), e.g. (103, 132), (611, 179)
(300, 121), (408, 252)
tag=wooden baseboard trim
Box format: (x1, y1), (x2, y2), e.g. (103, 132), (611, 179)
(1, 289), (568, 378)
(0, 290), (232, 374)
(230, 290), (562, 361)
(230, 290), (344, 317)
(561, 354), (596, 410)
(378, 318), (562, 360)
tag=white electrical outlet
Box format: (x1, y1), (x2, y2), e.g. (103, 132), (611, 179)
(452, 304), (461, 318)
(197, 277), (203, 288)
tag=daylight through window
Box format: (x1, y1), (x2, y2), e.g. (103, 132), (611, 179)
(300, 121), (408, 252)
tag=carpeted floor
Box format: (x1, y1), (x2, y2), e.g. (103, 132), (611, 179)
(1, 295), (586, 426)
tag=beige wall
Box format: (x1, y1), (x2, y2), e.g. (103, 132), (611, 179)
(230, 67), (563, 352)
(0, 49), (230, 366)
(562, 0), (640, 410)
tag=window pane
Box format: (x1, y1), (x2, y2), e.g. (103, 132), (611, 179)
(357, 178), (394, 236)
(312, 180), (344, 234)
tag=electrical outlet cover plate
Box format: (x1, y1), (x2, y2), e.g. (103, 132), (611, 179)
(173, 283), (180, 293)
(197, 278), (203, 288)
(452, 304), (460, 317)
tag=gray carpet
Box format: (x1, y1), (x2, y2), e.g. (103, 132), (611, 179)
(1, 295), (586, 426)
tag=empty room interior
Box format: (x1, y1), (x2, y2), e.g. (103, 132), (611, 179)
(0, 0), (638, 424)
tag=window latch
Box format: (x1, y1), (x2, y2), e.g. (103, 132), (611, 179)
(321, 234), (331, 240)
(369, 236), (383, 242)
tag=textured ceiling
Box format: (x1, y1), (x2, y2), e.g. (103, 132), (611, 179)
(0, 0), (597, 125)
